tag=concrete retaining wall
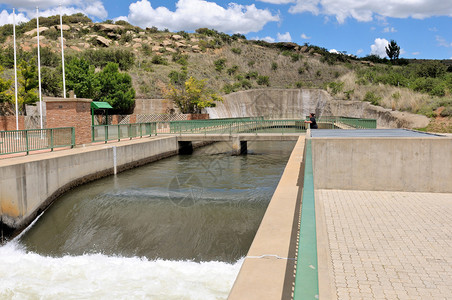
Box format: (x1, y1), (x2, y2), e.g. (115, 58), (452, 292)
(311, 137), (452, 193)
(0, 137), (179, 231)
(205, 89), (429, 129)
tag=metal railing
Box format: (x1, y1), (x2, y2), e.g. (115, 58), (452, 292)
(0, 127), (75, 155)
(167, 119), (309, 135)
(316, 116), (377, 129)
(92, 123), (157, 143)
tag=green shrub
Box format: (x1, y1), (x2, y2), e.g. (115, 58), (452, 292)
(364, 91), (382, 105)
(240, 79), (252, 89)
(328, 81), (344, 95)
(257, 75), (270, 86)
(298, 67), (304, 74)
(248, 60), (255, 67)
(291, 53), (300, 62)
(151, 55), (168, 65)
(440, 106), (452, 117)
(214, 58), (227, 72)
(227, 65), (239, 75)
(245, 71), (258, 80)
(271, 62), (278, 71)
(168, 70), (187, 85)
(231, 48), (242, 54)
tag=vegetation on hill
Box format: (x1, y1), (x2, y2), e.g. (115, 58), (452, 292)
(0, 14), (451, 131)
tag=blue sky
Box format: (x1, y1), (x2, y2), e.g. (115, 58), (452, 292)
(1, 0), (452, 59)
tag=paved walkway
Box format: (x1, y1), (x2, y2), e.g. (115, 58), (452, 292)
(316, 189), (452, 300)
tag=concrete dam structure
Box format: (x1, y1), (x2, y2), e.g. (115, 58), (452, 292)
(206, 89), (429, 129)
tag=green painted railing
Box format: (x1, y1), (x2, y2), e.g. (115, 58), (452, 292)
(92, 123), (157, 143)
(0, 127), (75, 155)
(316, 116), (377, 129)
(168, 119), (309, 134)
(294, 138), (319, 299)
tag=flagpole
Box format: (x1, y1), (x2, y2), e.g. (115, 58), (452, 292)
(13, 9), (19, 131)
(36, 7), (43, 130)
(59, 5), (66, 98)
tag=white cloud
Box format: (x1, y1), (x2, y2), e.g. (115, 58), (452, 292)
(412, 52), (420, 55)
(356, 49), (363, 55)
(300, 33), (311, 39)
(84, 1), (108, 19)
(114, 16), (129, 22)
(288, 0), (452, 24)
(127, 0), (279, 34)
(0, 10), (28, 26)
(383, 27), (397, 33)
(329, 49), (339, 54)
(251, 36), (275, 43)
(277, 32), (291, 42)
(257, 0), (295, 4)
(0, 1), (108, 21)
(436, 35), (452, 48)
(370, 38), (389, 58)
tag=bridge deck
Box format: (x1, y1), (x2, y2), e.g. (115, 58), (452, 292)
(159, 133), (304, 142)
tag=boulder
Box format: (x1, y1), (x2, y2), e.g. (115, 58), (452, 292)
(171, 34), (183, 40)
(96, 23), (124, 32)
(95, 36), (111, 47)
(133, 43), (142, 48)
(191, 38), (199, 42)
(161, 40), (172, 47)
(166, 47), (177, 53)
(54, 24), (70, 31)
(70, 46), (81, 52)
(133, 38), (142, 43)
(192, 45), (201, 52)
(24, 27), (49, 36)
(175, 42), (187, 48)
(152, 46), (163, 52)
(300, 46), (308, 52)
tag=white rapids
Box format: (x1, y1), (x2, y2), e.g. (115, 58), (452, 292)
(0, 241), (243, 300)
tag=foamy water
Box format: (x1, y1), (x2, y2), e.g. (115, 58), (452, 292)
(0, 241), (243, 300)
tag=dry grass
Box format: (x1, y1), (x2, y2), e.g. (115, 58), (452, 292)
(334, 72), (431, 113)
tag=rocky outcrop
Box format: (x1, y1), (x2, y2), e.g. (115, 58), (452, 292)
(24, 27), (49, 36)
(95, 36), (111, 47)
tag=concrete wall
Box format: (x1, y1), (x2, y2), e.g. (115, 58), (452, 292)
(311, 137), (452, 193)
(205, 89), (429, 129)
(0, 137), (178, 230)
(228, 137), (305, 300)
(134, 98), (178, 114)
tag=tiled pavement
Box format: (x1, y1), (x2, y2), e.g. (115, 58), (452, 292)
(316, 189), (452, 300)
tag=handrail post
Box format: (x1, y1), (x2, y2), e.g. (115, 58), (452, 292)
(118, 124), (120, 142)
(72, 127), (75, 148)
(25, 130), (29, 155)
(105, 125), (108, 143)
(50, 128), (54, 151)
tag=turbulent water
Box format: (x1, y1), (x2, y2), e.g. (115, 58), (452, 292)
(0, 141), (295, 299)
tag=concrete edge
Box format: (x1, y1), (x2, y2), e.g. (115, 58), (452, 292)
(228, 136), (305, 300)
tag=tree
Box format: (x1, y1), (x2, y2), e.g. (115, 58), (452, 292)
(0, 66), (12, 103)
(18, 60), (38, 111)
(65, 57), (98, 99)
(165, 77), (222, 114)
(385, 40), (400, 62)
(94, 62), (135, 113)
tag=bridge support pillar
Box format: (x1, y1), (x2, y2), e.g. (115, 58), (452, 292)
(178, 141), (193, 154)
(232, 136), (247, 155)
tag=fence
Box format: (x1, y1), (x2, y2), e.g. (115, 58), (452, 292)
(317, 116), (377, 129)
(167, 119), (309, 135)
(0, 127), (75, 155)
(92, 123), (157, 143)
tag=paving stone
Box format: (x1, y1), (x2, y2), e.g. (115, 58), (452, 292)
(317, 189), (452, 299)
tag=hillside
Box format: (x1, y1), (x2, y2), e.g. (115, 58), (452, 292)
(0, 14), (451, 132)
